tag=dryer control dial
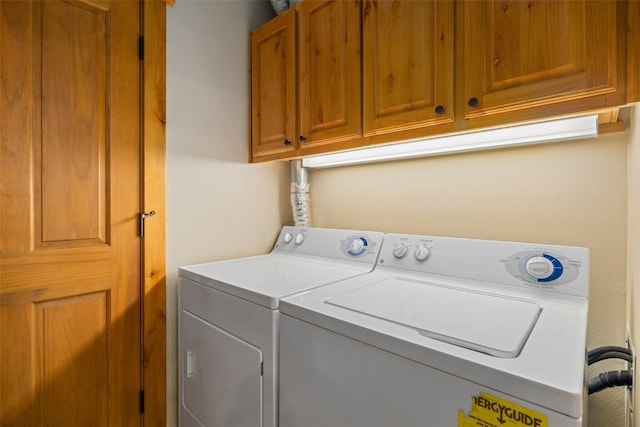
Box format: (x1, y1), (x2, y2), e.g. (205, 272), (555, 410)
(294, 233), (305, 245)
(414, 245), (431, 261)
(283, 232), (293, 244)
(392, 244), (408, 258)
(346, 237), (367, 256)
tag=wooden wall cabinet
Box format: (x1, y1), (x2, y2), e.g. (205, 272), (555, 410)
(250, 8), (297, 159)
(462, 0), (628, 129)
(250, 0), (361, 161)
(250, 0), (635, 163)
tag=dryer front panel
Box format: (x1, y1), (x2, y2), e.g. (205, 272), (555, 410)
(181, 310), (263, 427)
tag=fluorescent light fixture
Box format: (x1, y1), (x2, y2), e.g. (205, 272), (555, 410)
(302, 114), (598, 169)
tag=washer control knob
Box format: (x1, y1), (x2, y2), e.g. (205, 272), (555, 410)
(294, 233), (305, 245)
(525, 256), (554, 279)
(392, 243), (408, 258)
(283, 232), (293, 244)
(414, 245), (431, 261)
(347, 238), (366, 256)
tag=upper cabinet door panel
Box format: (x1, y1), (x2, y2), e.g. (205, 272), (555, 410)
(251, 9), (297, 159)
(463, 0), (626, 121)
(298, 0), (361, 148)
(363, 0), (454, 136)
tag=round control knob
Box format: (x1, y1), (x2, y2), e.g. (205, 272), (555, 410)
(347, 238), (366, 256)
(392, 244), (408, 258)
(283, 232), (293, 244)
(414, 245), (431, 261)
(294, 233), (305, 245)
(525, 256), (554, 279)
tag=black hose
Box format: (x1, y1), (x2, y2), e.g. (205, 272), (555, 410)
(588, 370), (633, 395)
(588, 346), (632, 359)
(588, 351), (634, 365)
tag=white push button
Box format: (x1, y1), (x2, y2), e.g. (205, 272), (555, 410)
(295, 233), (305, 245)
(283, 232), (293, 243)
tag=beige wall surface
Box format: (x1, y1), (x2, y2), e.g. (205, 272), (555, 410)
(629, 105), (640, 425)
(310, 133), (629, 425)
(166, 2), (290, 426)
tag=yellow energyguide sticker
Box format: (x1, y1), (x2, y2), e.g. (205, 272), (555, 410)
(457, 392), (548, 427)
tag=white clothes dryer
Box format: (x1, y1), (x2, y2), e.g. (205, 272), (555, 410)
(279, 233), (590, 427)
(178, 226), (383, 427)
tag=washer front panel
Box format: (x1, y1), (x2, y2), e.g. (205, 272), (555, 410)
(279, 315), (583, 427)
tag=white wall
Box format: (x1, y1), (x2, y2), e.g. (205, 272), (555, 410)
(167, 2), (290, 425)
(309, 132), (629, 426)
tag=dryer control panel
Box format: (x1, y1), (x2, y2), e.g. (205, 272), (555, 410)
(274, 226), (384, 264)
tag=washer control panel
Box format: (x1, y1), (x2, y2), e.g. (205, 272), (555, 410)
(275, 226), (384, 264)
(377, 233), (589, 298)
(504, 250), (580, 285)
(379, 235), (434, 266)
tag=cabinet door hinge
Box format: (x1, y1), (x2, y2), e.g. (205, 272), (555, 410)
(140, 389), (145, 414)
(138, 35), (144, 60)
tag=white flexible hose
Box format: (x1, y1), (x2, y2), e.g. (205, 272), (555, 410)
(290, 160), (310, 227)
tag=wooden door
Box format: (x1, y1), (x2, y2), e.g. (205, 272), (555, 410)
(298, 0), (361, 151)
(362, 0), (454, 136)
(250, 8), (297, 161)
(462, 0), (627, 128)
(1, 1), (142, 425)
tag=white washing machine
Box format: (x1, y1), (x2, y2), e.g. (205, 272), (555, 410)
(178, 226), (384, 427)
(279, 233), (590, 427)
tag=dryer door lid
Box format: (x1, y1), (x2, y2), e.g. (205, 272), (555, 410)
(325, 278), (542, 358)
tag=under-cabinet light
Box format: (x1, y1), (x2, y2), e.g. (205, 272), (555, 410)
(301, 115), (599, 169)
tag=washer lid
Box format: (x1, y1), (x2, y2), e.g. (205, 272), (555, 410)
(325, 278), (542, 358)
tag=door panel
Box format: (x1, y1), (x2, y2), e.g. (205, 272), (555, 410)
(0, 1), (141, 425)
(0, 0), (36, 257)
(36, 293), (109, 426)
(41, 0), (109, 244)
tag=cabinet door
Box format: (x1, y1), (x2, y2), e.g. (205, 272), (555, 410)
(463, 0), (626, 126)
(251, 9), (297, 159)
(363, 0), (454, 136)
(298, 0), (361, 150)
